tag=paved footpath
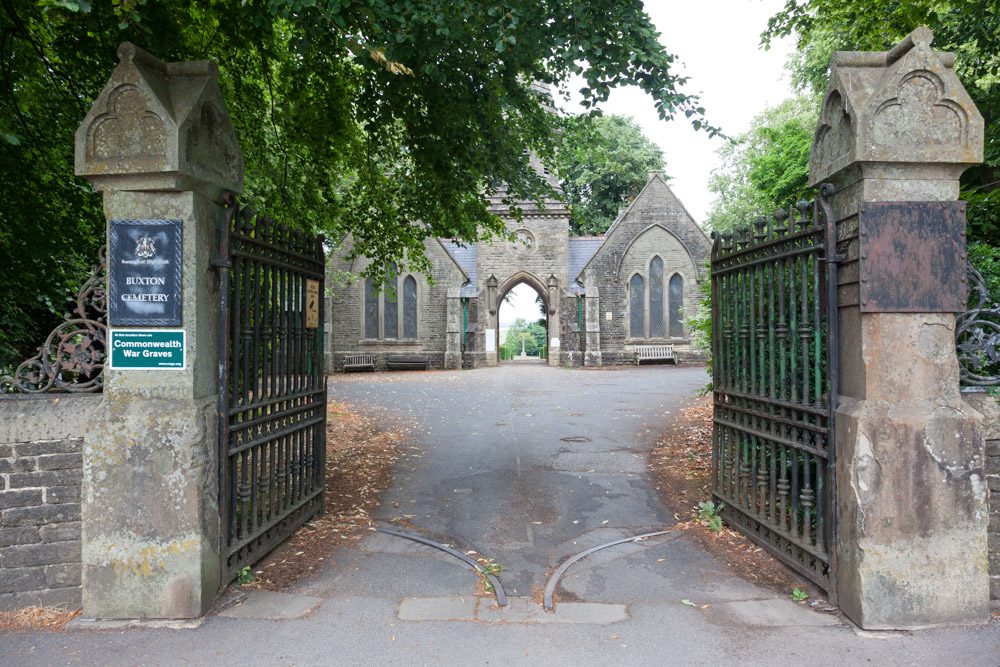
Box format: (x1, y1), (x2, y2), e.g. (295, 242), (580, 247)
(3, 365), (998, 665)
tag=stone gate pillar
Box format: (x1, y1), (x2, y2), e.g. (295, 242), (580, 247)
(444, 287), (463, 369)
(583, 284), (602, 367)
(810, 28), (988, 629)
(75, 43), (243, 618)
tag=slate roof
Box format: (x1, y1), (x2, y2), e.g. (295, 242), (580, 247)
(439, 241), (479, 297)
(568, 236), (604, 293)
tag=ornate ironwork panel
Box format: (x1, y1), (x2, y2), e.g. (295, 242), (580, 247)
(669, 273), (684, 338)
(629, 273), (645, 338)
(403, 275), (417, 339)
(216, 195), (327, 585)
(2, 247), (107, 394)
(956, 262), (1000, 389)
(710, 184), (839, 597)
(650, 257), (665, 338)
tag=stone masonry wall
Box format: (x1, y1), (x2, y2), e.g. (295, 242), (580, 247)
(327, 236), (466, 372)
(959, 392), (1000, 609)
(0, 395), (100, 611)
(583, 174), (711, 364)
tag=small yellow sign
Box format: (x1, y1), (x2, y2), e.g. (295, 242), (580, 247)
(305, 279), (320, 329)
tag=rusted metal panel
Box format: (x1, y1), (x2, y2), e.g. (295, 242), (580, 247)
(858, 201), (966, 313)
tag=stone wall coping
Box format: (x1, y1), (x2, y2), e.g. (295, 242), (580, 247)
(0, 394), (101, 443)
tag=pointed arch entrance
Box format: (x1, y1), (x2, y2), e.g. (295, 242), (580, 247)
(486, 269), (561, 367)
(497, 282), (548, 364)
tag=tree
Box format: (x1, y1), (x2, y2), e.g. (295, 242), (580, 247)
(0, 0), (719, 369)
(504, 318), (538, 356)
(557, 114), (666, 235)
(763, 0), (1000, 243)
(705, 95), (818, 232)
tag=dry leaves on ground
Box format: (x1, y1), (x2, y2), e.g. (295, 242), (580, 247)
(0, 607), (81, 633)
(648, 395), (816, 596)
(249, 403), (405, 591)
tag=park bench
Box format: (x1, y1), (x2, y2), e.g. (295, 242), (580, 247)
(634, 344), (677, 365)
(343, 354), (376, 373)
(387, 354), (430, 371)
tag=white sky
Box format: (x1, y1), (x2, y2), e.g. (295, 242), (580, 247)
(561, 0), (797, 224)
(502, 0), (798, 326)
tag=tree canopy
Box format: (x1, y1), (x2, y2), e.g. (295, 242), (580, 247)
(705, 95), (817, 232)
(763, 0), (1000, 242)
(557, 114), (665, 236)
(503, 317), (546, 357)
(0, 0), (717, 369)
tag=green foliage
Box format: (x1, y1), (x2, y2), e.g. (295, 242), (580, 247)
(503, 317), (546, 357)
(790, 587), (809, 602)
(705, 95), (818, 233)
(969, 242), (1000, 300)
(237, 566), (254, 586)
(557, 115), (666, 235)
(697, 500), (724, 533)
(684, 283), (714, 396)
(763, 0), (1000, 242)
(1, 0), (717, 370)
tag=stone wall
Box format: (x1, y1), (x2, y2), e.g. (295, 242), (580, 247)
(327, 236), (466, 372)
(957, 392), (1000, 610)
(0, 395), (100, 611)
(582, 173), (711, 364)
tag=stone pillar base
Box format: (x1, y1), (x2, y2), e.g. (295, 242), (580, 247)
(584, 350), (602, 367)
(83, 396), (220, 619)
(836, 396), (989, 629)
(444, 350), (462, 370)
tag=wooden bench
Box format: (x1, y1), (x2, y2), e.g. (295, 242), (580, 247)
(634, 344), (677, 365)
(343, 354), (376, 373)
(387, 354), (430, 371)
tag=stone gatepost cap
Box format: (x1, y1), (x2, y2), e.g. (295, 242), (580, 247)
(809, 26), (984, 186)
(75, 42), (244, 200)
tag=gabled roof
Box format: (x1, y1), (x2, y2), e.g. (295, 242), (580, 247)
(439, 241), (479, 297)
(568, 237), (604, 293)
(574, 172), (709, 283)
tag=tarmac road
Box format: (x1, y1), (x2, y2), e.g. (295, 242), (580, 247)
(2, 364), (998, 665)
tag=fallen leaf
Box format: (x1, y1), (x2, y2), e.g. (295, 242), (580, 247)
(681, 599), (696, 607)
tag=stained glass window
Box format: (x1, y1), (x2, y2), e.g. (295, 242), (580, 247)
(669, 273), (684, 338)
(629, 274), (645, 338)
(364, 276), (379, 339)
(403, 276), (417, 339)
(383, 262), (398, 338)
(649, 256), (665, 338)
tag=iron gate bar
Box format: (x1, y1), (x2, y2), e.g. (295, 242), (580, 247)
(710, 184), (839, 599)
(375, 527), (508, 606)
(216, 194), (327, 585)
(542, 530), (673, 611)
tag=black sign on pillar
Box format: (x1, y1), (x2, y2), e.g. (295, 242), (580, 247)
(108, 219), (183, 326)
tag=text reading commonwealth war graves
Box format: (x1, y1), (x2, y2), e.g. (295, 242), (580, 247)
(108, 330), (186, 370)
(108, 219), (183, 326)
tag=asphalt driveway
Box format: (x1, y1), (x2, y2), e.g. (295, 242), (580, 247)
(3, 364), (999, 666)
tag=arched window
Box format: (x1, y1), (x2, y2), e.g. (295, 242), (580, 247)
(383, 262), (398, 338)
(364, 276), (379, 339)
(649, 256), (665, 338)
(629, 274), (645, 338)
(403, 276), (417, 339)
(669, 273), (684, 338)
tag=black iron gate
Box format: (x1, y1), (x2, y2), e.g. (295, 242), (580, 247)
(710, 184), (839, 596)
(216, 195), (327, 583)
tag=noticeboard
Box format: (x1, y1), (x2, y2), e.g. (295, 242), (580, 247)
(108, 329), (186, 370)
(108, 219), (183, 326)
(305, 279), (320, 329)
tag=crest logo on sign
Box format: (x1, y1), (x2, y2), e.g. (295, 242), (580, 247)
(135, 236), (157, 259)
